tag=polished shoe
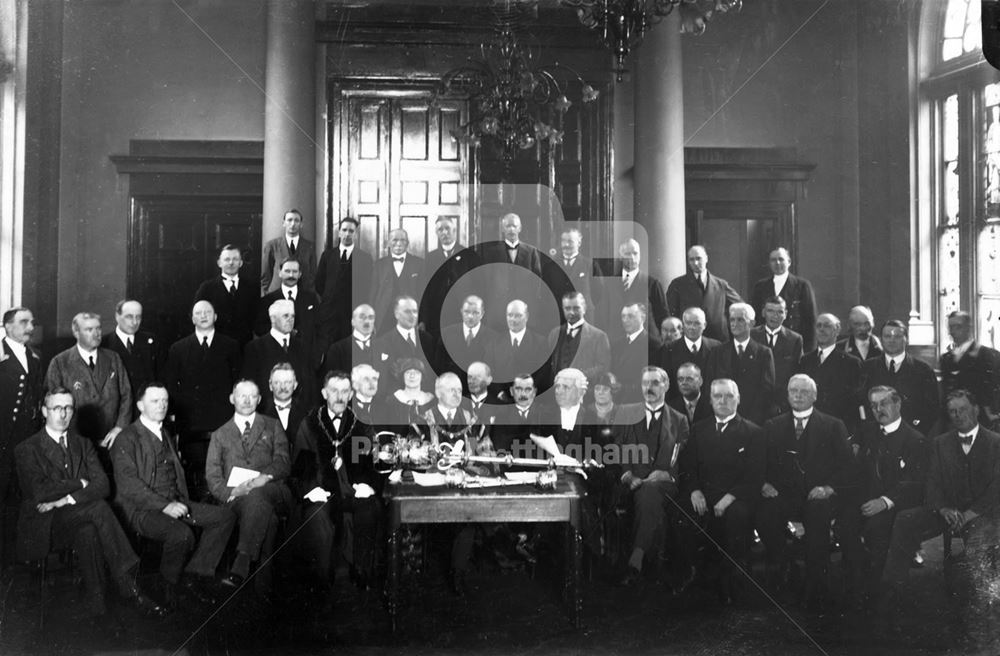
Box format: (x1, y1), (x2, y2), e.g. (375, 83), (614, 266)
(221, 572), (246, 589)
(619, 566), (641, 586)
(128, 591), (170, 618)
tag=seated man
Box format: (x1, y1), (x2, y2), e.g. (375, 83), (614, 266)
(667, 362), (713, 425)
(756, 374), (853, 607)
(616, 366), (690, 586)
(16, 388), (165, 619)
(350, 363), (382, 424)
(679, 378), (766, 604)
(206, 379), (292, 590)
(838, 385), (927, 609)
(293, 370), (380, 590)
(884, 390), (1000, 610)
(259, 363), (308, 440)
(113, 383), (236, 607)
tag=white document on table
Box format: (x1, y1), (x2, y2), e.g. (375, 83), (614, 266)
(503, 472), (538, 484)
(412, 471), (447, 487)
(227, 466), (260, 487)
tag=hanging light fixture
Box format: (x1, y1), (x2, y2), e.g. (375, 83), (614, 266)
(561, 0), (743, 81)
(434, 0), (600, 164)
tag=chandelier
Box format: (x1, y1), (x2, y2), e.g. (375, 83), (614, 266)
(434, 1), (599, 164)
(562, 0), (743, 80)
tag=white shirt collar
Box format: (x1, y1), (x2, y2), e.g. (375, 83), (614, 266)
(509, 327), (526, 341)
(765, 326), (782, 337)
(504, 239), (519, 249)
(115, 327), (136, 347)
(881, 417), (903, 433)
(194, 328), (215, 345)
(270, 328), (291, 345)
(645, 402), (665, 414)
(325, 407), (344, 421)
(773, 271), (789, 292)
(4, 337), (27, 367)
(222, 273), (240, 284)
(960, 424), (980, 453)
(886, 352), (905, 368)
(734, 337), (750, 349)
(340, 243), (355, 257)
(440, 242), (456, 255)
(470, 391), (488, 403)
(353, 330), (372, 343)
(684, 337), (702, 351)
(44, 426), (66, 443)
(792, 408), (814, 420)
(396, 325), (415, 341)
(622, 268), (638, 282)
(567, 319), (585, 331)
(819, 344), (837, 359)
(951, 339), (975, 360)
(281, 284), (298, 299)
(139, 415), (163, 440)
(438, 405), (457, 420)
(560, 404), (581, 430)
(465, 323), (481, 338)
(715, 412), (737, 425)
(627, 328), (644, 343)
(286, 235), (297, 248)
(234, 413), (256, 429)
(76, 344), (98, 362)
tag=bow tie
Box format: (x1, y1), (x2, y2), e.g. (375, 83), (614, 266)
(506, 244), (518, 250)
(960, 432), (975, 445)
(392, 256), (405, 262)
(276, 404), (290, 412)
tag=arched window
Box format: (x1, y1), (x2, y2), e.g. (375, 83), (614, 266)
(924, 0), (1000, 349)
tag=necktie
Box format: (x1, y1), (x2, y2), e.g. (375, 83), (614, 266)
(513, 338), (520, 349)
(287, 290), (294, 301)
(888, 360), (897, 374)
(795, 417), (805, 438)
(698, 276), (706, 293)
(819, 350), (827, 365)
(736, 344), (744, 357)
(508, 245), (517, 263)
(519, 409), (528, 419)
(289, 239), (296, 256)
(716, 421), (727, 434)
(340, 249), (348, 263)
(565, 259), (574, 268)
(126, 338), (134, 354)
(241, 420), (252, 449)
(228, 280), (237, 296)
(443, 250), (452, 259)
(687, 401), (696, 421)
(357, 339), (369, 352)
(767, 333), (775, 348)
(406, 332), (416, 349)
(646, 409), (661, 430)
(333, 414), (342, 434)
(282, 337), (289, 352)
(567, 327), (578, 339)
(960, 432), (974, 446)
(623, 274), (631, 291)
(276, 404), (289, 412)
(88, 355), (95, 371)
(202, 335), (210, 351)
(445, 411), (454, 426)
(59, 433), (68, 452)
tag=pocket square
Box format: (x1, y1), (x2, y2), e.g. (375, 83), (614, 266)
(738, 447), (745, 453)
(381, 353), (389, 361)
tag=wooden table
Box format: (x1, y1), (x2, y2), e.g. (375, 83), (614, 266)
(384, 475), (584, 631)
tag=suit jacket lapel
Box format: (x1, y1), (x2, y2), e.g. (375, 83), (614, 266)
(39, 435), (68, 478)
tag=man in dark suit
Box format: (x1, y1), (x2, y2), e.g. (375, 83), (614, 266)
(112, 383), (236, 607)
(242, 299), (313, 404)
(478, 213), (544, 329)
(194, 244), (258, 347)
(349, 363), (382, 425)
(542, 228), (602, 326)
(260, 208), (317, 294)
(46, 312), (131, 449)
(255, 258), (321, 366)
(102, 299), (162, 416)
(940, 310), (1000, 429)
(707, 303), (775, 426)
(611, 303), (661, 403)
(292, 370), (381, 589)
(605, 238), (668, 342)
(486, 300), (550, 391)
(464, 362), (507, 417)
(657, 307), (722, 400)
(260, 363), (309, 440)
(797, 313), (862, 432)
(666, 246), (742, 342)
(838, 305), (883, 361)
(750, 247), (818, 352)
(548, 292), (610, 385)
(838, 385), (927, 608)
(206, 380), (292, 591)
(490, 373), (545, 454)
(750, 296), (803, 416)
(371, 228), (426, 335)
(315, 216), (375, 348)
(322, 303), (377, 377)
(420, 216), (481, 337)
(1, 307), (44, 573)
(756, 374), (853, 606)
(372, 296), (437, 384)
(436, 295), (497, 389)
(884, 390), (1000, 607)
(678, 378), (766, 604)
(860, 319), (940, 436)
(660, 317), (683, 347)
(616, 366), (689, 585)
(161, 300), (241, 498)
(17, 388), (165, 618)
(668, 363), (713, 425)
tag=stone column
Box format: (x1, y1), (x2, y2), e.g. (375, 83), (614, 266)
(633, 12), (686, 284)
(263, 0), (316, 245)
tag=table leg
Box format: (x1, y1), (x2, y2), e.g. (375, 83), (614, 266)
(387, 528), (401, 632)
(564, 523), (583, 628)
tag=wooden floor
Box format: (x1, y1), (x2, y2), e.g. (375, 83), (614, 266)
(0, 532), (994, 656)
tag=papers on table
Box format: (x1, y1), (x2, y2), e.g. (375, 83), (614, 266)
(412, 471), (447, 487)
(503, 471), (538, 484)
(303, 487), (331, 503)
(227, 466), (260, 487)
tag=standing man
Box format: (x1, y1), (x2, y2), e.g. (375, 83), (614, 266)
(0, 307), (44, 573)
(756, 375), (853, 607)
(707, 303), (775, 426)
(46, 313), (131, 449)
(478, 212), (543, 275)
(194, 244), (258, 347)
(16, 389), (165, 618)
(255, 258), (321, 366)
(838, 386), (927, 608)
(796, 313), (862, 432)
(617, 367), (689, 585)
(260, 208), (316, 294)
(838, 305), (883, 361)
(657, 307), (721, 400)
(666, 245), (742, 342)
(322, 304), (377, 377)
(668, 363), (713, 425)
(103, 299), (162, 413)
(112, 383), (236, 607)
(750, 296), (804, 416)
(206, 380), (292, 591)
(750, 247), (817, 352)
(487, 300), (550, 391)
(611, 303), (660, 403)
(940, 310), (1000, 429)
(478, 213), (543, 328)
(608, 239), (668, 341)
(542, 228), (601, 324)
(548, 292), (610, 385)
(679, 378), (766, 604)
(372, 296), (437, 382)
(421, 216), (481, 337)
(315, 217), (375, 347)
(242, 299), (312, 404)
(161, 301), (241, 497)
(371, 228), (425, 334)
(861, 319), (940, 436)
(437, 295), (496, 387)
